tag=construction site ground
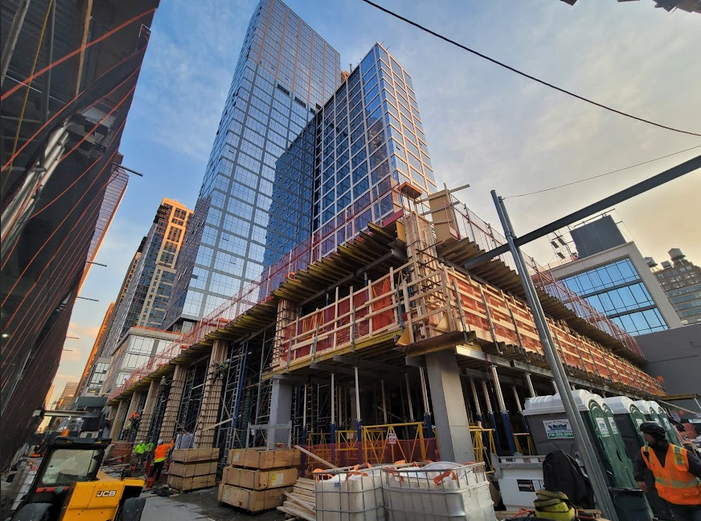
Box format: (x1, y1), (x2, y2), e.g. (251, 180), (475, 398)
(143, 487), (284, 521)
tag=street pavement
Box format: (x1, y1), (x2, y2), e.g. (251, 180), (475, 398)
(142, 487), (285, 521)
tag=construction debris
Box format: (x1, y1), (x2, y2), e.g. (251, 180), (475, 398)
(278, 477), (315, 521)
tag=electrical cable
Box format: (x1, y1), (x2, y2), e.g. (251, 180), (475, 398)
(359, 0), (701, 138)
(1, 195), (107, 377)
(1, 7), (156, 101)
(505, 143), (701, 199)
(1, 45), (147, 173)
(1, 148), (119, 311)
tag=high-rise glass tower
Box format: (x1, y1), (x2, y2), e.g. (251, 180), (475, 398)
(264, 43), (437, 278)
(164, 0), (341, 331)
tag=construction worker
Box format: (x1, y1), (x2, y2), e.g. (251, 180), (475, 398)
(146, 438), (173, 489)
(132, 440), (146, 464)
(634, 422), (701, 521)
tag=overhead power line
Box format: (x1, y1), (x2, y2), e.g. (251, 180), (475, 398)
(359, 0), (701, 138)
(506, 143), (701, 199)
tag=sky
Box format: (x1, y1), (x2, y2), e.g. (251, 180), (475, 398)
(49, 0), (701, 405)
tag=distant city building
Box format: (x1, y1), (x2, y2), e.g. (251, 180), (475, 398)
(78, 165), (129, 291)
(100, 327), (180, 395)
(548, 215), (682, 336)
(55, 382), (79, 411)
(163, 0), (341, 332)
(102, 198), (192, 362)
(650, 249), (701, 325)
(74, 303), (116, 399)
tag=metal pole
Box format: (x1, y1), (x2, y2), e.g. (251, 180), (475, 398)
(467, 156), (701, 270)
(41, 0), (56, 123)
(491, 365), (517, 455)
(418, 367), (433, 439)
(404, 373), (415, 422)
(492, 190), (618, 521)
(380, 380), (388, 424)
(512, 387), (523, 413)
(330, 373), (336, 463)
(354, 366), (363, 463)
(1, 0), (32, 88)
(470, 378), (483, 424)
(525, 373), (537, 398)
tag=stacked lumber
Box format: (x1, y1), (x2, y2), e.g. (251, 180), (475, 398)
(167, 448), (219, 492)
(278, 477), (315, 521)
(218, 448), (300, 513)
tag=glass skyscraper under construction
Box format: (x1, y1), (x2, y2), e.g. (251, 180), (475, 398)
(164, 0), (341, 331)
(264, 43), (437, 279)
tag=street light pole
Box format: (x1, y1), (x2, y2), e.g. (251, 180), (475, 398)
(491, 190), (618, 521)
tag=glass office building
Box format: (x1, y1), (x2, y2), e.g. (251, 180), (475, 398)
(164, 0), (341, 331)
(264, 43), (437, 276)
(560, 258), (668, 335)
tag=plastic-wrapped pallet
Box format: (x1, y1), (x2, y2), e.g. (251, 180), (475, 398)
(315, 464), (385, 521)
(381, 461), (495, 521)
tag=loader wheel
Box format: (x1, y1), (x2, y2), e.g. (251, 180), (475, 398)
(115, 498), (146, 521)
(11, 503), (51, 521)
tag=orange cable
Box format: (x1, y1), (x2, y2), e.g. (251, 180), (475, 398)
(1, 45), (146, 173)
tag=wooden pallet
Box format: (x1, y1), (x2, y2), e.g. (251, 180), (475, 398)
(278, 477), (315, 521)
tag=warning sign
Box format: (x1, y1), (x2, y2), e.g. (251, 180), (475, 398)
(387, 433), (397, 445)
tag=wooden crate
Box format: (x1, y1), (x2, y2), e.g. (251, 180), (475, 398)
(171, 447), (219, 464)
(167, 473), (216, 492)
(218, 484), (292, 512)
(169, 460), (218, 478)
(227, 448), (300, 469)
(222, 467), (298, 490)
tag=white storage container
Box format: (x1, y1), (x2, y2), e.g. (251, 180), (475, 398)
(495, 455), (545, 510)
(315, 464), (385, 521)
(381, 461), (495, 521)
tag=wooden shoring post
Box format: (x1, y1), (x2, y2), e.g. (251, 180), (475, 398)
(311, 318), (320, 361)
(404, 372), (415, 422)
(349, 285), (355, 351)
(334, 286), (340, 346)
(401, 278), (415, 344)
(451, 277), (469, 334)
(506, 299), (524, 350)
(479, 286), (501, 353)
(440, 266), (457, 332)
(551, 327), (568, 376)
(367, 277), (373, 334)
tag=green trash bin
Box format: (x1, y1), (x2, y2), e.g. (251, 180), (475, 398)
(609, 487), (653, 521)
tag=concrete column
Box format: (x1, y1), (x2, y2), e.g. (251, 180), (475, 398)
(110, 399), (128, 440)
(267, 376), (293, 448)
(194, 340), (229, 448)
(274, 299), (299, 367)
(159, 364), (187, 442)
(425, 350), (475, 462)
(136, 379), (160, 442)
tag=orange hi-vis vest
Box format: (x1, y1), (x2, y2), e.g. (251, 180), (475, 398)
(641, 444), (701, 506)
(153, 441), (173, 463)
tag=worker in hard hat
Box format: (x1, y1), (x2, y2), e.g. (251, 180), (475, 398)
(634, 422), (701, 521)
(145, 438), (173, 490)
